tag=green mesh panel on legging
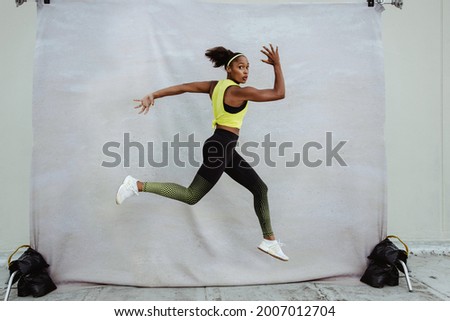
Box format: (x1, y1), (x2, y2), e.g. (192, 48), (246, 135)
(251, 179), (273, 238)
(142, 174), (213, 205)
(143, 170), (273, 238)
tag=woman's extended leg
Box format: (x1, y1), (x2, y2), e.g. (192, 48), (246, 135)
(224, 151), (274, 238)
(139, 174), (213, 205)
(116, 129), (234, 205)
(116, 172), (215, 206)
(224, 151), (289, 261)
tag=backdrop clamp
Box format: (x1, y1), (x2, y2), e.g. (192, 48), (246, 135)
(368, 0), (403, 9)
(16, 0), (50, 7)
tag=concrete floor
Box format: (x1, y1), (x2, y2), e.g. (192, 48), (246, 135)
(2, 243), (450, 301)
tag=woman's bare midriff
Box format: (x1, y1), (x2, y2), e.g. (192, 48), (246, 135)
(216, 124), (240, 136)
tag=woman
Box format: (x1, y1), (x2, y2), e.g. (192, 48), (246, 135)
(116, 44), (288, 261)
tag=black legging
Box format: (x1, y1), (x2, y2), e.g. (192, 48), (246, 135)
(143, 128), (273, 237)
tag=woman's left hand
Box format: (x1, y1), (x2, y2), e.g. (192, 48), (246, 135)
(261, 44), (281, 67)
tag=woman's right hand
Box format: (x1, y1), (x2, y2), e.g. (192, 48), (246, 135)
(133, 94), (154, 115)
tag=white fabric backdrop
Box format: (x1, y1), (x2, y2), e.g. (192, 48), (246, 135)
(31, 0), (386, 286)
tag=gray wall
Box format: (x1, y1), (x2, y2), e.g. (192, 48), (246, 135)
(1, 0), (449, 251)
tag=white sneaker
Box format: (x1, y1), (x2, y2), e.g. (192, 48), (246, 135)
(258, 239), (289, 261)
(116, 175), (139, 205)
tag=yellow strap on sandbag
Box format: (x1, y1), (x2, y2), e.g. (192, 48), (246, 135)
(387, 235), (409, 256)
(7, 244), (31, 266)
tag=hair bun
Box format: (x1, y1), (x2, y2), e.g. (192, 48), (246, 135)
(205, 46), (236, 68)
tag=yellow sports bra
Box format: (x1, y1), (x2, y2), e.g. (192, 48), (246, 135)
(211, 79), (248, 129)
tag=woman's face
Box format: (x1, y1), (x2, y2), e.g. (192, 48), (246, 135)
(227, 56), (249, 84)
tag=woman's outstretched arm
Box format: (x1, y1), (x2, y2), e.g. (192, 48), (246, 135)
(134, 81), (215, 114)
